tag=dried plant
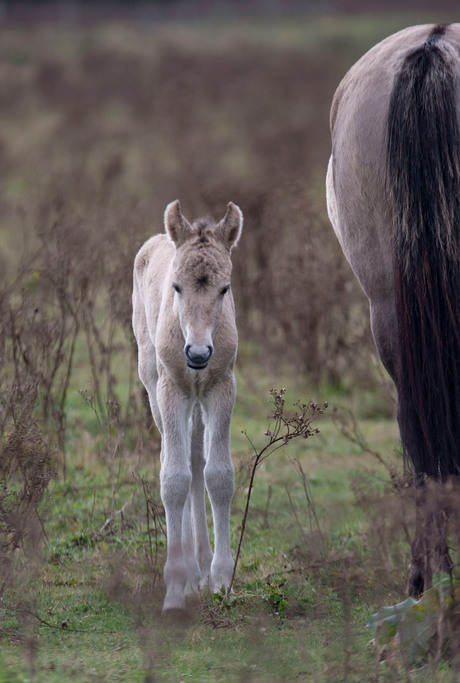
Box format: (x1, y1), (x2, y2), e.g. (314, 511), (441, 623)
(227, 389), (327, 596)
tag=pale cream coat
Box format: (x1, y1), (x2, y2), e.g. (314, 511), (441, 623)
(132, 200), (243, 611)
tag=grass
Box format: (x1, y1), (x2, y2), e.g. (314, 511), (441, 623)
(1, 376), (405, 682)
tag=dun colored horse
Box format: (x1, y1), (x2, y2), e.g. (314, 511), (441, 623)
(327, 23), (460, 595)
(132, 200), (243, 612)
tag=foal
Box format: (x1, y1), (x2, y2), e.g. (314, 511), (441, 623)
(132, 200), (243, 612)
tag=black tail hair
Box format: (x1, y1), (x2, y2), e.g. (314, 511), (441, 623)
(387, 25), (460, 478)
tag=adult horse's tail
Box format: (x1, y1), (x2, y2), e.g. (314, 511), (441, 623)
(387, 25), (460, 479)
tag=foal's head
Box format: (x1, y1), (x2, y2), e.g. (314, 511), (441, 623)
(164, 200), (243, 370)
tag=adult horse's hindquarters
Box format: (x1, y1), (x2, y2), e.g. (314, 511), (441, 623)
(327, 23), (460, 596)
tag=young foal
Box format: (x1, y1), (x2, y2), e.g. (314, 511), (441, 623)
(132, 200), (243, 612)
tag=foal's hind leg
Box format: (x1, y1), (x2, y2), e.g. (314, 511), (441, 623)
(136, 341), (163, 435)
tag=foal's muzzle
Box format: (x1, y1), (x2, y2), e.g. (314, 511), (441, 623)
(184, 344), (214, 370)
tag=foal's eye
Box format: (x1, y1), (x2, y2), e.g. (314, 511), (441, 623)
(220, 286), (229, 296)
(173, 283), (181, 294)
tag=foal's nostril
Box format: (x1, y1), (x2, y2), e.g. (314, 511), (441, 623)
(184, 344), (213, 368)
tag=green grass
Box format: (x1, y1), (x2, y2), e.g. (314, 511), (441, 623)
(1, 375), (406, 681)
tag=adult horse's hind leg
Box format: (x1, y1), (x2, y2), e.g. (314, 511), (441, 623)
(395, 384), (453, 594)
(369, 299), (398, 382)
(370, 300), (453, 596)
(409, 484), (454, 597)
(370, 299), (431, 465)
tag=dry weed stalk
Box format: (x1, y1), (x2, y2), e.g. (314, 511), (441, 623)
(332, 404), (398, 479)
(226, 389), (327, 596)
(0, 377), (54, 672)
(132, 471), (165, 589)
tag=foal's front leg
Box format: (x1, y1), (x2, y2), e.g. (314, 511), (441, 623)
(157, 381), (193, 612)
(190, 405), (213, 587)
(202, 379), (236, 593)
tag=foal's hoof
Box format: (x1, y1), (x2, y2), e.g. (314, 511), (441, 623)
(161, 599), (195, 627)
(162, 593), (186, 615)
(162, 605), (185, 620)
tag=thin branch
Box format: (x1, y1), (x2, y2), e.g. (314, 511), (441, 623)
(225, 390), (327, 598)
(332, 405), (396, 479)
(29, 608), (120, 635)
(93, 493), (134, 541)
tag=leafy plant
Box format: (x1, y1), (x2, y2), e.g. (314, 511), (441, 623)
(263, 575), (288, 617)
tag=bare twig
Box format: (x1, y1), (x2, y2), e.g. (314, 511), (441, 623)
(285, 484), (309, 546)
(225, 389), (327, 597)
(263, 484), (272, 528)
(332, 405), (397, 480)
(93, 493), (134, 541)
(132, 471), (165, 587)
(291, 457), (323, 537)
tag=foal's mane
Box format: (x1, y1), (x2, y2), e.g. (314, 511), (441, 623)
(187, 217), (222, 252)
(190, 217), (217, 243)
(192, 217), (216, 231)
(177, 216), (227, 288)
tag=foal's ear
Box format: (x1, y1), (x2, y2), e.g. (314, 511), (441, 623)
(164, 200), (192, 246)
(216, 202), (243, 251)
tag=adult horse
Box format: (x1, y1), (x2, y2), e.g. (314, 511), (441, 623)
(327, 24), (460, 596)
(132, 200), (243, 612)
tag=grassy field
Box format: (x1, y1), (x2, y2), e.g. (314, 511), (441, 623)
(2, 382), (405, 682)
(1, 9), (460, 682)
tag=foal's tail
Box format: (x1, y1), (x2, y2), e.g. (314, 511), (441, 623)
(387, 25), (460, 479)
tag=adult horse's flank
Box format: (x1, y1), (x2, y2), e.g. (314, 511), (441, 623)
(327, 24), (460, 595)
(132, 200), (243, 612)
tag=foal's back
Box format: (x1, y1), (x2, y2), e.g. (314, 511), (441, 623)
(133, 233), (174, 336)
